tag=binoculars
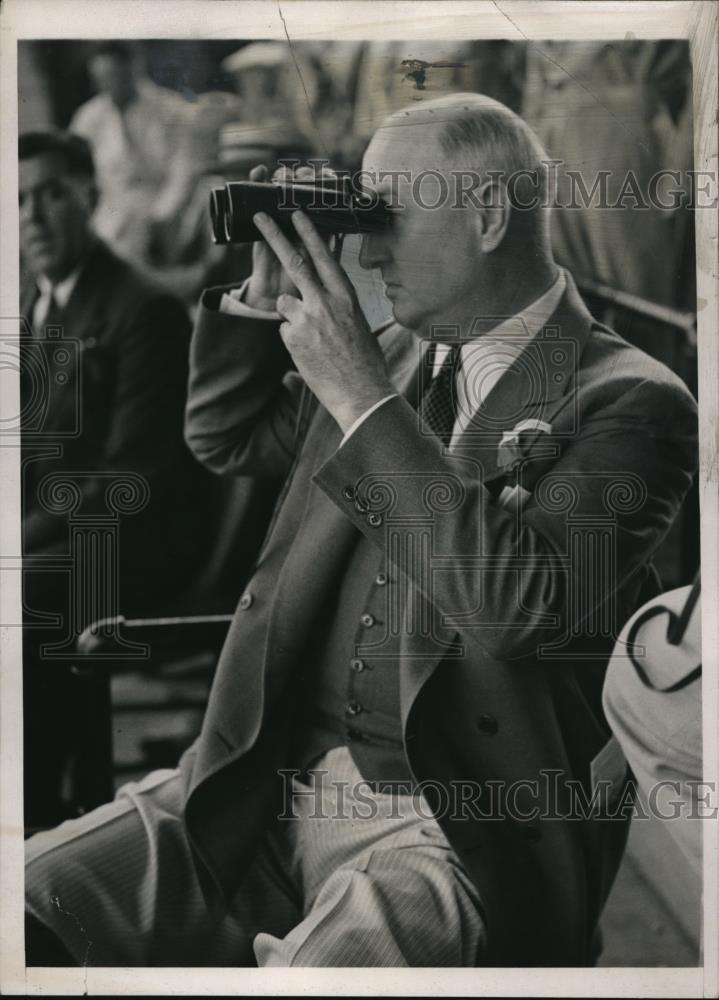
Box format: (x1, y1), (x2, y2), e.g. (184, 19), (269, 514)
(209, 178), (391, 245)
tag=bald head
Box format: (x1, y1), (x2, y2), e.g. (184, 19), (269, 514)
(365, 93), (553, 249)
(383, 93), (546, 163)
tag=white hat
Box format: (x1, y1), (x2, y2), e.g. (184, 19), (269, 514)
(204, 118), (312, 175)
(221, 42), (290, 74)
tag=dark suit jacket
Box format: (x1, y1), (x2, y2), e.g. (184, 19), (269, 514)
(181, 271), (698, 965)
(20, 239), (213, 614)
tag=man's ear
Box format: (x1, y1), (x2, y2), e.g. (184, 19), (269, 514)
(475, 178), (511, 253)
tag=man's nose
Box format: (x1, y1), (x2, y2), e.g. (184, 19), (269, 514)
(359, 231), (389, 271)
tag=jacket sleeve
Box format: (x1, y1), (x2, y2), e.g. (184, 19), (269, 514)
(313, 377), (698, 661)
(184, 285), (304, 479)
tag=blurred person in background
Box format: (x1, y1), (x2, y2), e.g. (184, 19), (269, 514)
(523, 40), (693, 310)
(349, 40), (523, 160)
(220, 42), (343, 158)
(137, 101), (313, 312)
(19, 131), (214, 826)
(220, 43), (313, 144)
(133, 89), (244, 309)
(69, 40), (192, 262)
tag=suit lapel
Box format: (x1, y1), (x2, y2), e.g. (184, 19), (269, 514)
(451, 271), (593, 483)
(20, 282), (39, 334)
(399, 273), (595, 723)
(203, 406), (359, 769)
(57, 246), (111, 345)
(264, 410), (359, 666)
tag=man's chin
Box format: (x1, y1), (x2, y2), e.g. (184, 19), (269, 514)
(388, 299), (421, 332)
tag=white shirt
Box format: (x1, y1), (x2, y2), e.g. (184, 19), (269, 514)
(70, 80), (190, 259)
(32, 268), (82, 330)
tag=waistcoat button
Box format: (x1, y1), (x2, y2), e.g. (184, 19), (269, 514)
(368, 513), (383, 527)
(239, 591), (254, 610)
(351, 658), (366, 672)
(375, 572), (387, 586)
(360, 613), (375, 627)
(346, 700), (363, 716)
(343, 486), (355, 501)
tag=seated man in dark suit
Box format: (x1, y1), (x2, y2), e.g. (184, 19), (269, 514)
(18, 131), (215, 826)
(25, 97), (697, 967)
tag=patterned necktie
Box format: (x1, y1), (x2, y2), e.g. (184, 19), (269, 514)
(418, 344), (461, 447)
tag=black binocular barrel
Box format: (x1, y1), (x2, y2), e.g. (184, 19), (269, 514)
(209, 181), (389, 245)
(209, 187), (231, 245)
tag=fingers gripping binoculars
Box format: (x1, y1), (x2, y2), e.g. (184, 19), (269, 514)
(209, 178), (391, 245)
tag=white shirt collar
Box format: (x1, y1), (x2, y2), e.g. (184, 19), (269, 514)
(432, 270), (567, 375)
(431, 269), (567, 448)
(36, 266), (83, 310)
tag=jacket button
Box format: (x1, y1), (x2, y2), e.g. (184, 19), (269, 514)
(375, 572), (387, 586)
(343, 486), (355, 502)
(351, 658), (366, 672)
(368, 513), (383, 527)
(239, 591), (254, 610)
(476, 714), (498, 734)
(360, 613), (375, 627)
(346, 700), (363, 716)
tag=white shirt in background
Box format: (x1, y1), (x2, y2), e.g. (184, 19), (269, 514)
(32, 267), (82, 330)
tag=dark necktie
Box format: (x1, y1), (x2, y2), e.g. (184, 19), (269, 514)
(418, 344), (461, 447)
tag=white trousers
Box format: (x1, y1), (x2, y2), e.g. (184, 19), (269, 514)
(26, 747), (486, 966)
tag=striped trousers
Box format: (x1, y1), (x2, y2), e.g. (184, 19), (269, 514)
(26, 747), (487, 966)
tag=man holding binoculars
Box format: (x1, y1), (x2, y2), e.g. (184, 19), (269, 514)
(26, 94), (697, 968)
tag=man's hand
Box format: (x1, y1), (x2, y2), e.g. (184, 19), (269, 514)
(244, 164), (303, 311)
(253, 208), (396, 434)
